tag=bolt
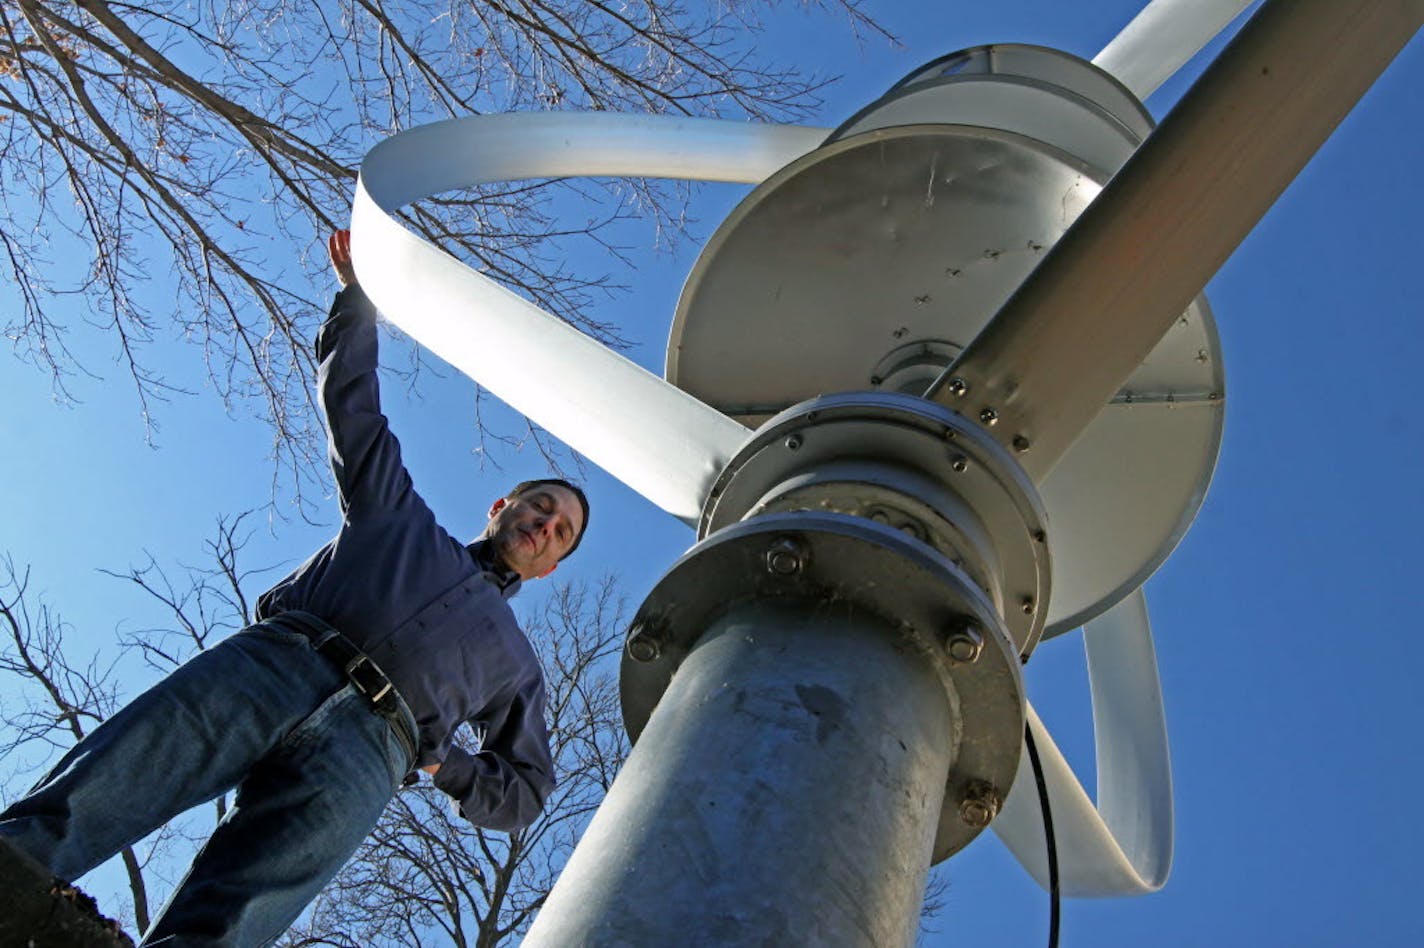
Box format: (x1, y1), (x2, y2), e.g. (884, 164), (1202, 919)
(945, 624), (983, 664)
(959, 782), (1001, 828)
(1012, 434), (1031, 453)
(1032, 529), (1047, 544)
(868, 508), (891, 525)
(784, 433), (803, 451)
(898, 522), (924, 541)
(1021, 597), (1036, 615)
(869, 376), (883, 387)
(951, 455), (969, 474)
(947, 377), (969, 397)
(626, 623), (662, 663)
(766, 537), (806, 576)
(979, 407), (999, 426)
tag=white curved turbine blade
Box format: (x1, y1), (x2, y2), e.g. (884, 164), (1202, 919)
(993, 588), (1172, 896)
(1093, 0), (1254, 100)
(352, 114), (829, 523)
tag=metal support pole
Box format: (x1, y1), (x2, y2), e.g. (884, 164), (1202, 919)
(525, 599), (956, 948)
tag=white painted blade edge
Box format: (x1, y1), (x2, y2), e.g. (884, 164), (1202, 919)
(1093, 0), (1255, 99)
(351, 114), (829, 523)
(992, 587), (1172, 896)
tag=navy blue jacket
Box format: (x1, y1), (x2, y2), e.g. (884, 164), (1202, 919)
(257, 285), (554, 832)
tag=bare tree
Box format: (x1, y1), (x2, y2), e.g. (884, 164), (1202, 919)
(100, 510), (270, 674)
(0, 0), (893, 503)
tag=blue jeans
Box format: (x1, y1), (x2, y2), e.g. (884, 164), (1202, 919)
(0, 621), (416, 946)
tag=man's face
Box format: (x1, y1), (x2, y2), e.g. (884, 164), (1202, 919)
(483, 485), (585, 581)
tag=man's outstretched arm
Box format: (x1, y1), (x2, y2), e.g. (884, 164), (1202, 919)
(317, 229), (415, 514)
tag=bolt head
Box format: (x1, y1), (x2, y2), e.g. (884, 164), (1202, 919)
(979, 407), (999, 426)
(1021, 597), (1036, 615)
(945, 625), (983, 664)
(959, 797), (997, 828)
(766, 537), (806, 576)
(959, 783), (1002, 828)
(1012, 434), (1031, 453)
(947, 377), (969, 397)
(626, 625), (661, 663)
(784, 433), (803, 451)
(951, 455), (969, 473)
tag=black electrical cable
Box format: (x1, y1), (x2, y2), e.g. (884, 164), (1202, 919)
(1023, 722), (1060, 948)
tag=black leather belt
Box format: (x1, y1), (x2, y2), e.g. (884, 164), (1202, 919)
(315, 631), (399, 714)
(267, 611), (417, 769)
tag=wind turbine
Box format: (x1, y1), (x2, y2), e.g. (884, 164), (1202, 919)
(349, 0), (1422, 943)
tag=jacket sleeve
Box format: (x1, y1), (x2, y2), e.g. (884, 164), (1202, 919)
(316, 285), (413, 514)
(432, 676), (557, 832)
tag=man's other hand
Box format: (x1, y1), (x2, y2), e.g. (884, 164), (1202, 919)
(329, 229), (358, 288)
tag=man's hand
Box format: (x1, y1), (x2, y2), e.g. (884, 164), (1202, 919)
(421, 763), (441, 776)
(328, 229), (358, 288)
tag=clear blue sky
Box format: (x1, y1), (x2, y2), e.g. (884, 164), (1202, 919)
(2, 2), (1420, 945)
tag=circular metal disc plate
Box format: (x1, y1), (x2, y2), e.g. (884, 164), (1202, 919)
(667, 124), (1224, 635)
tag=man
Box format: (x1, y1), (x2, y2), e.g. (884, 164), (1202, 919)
(0, 230), (588, 945)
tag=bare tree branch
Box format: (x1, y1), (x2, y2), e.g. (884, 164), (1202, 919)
(0, 0), (896, 510)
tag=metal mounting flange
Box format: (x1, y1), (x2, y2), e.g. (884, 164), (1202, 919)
(622, 511), (1025, 862)
(700, 391), (1051, 657)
